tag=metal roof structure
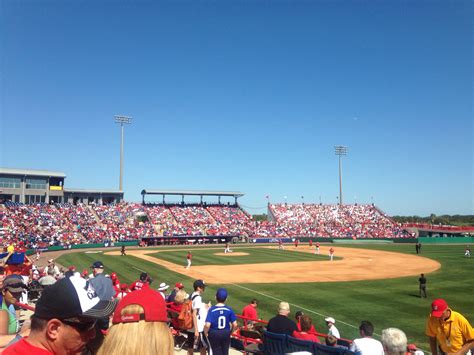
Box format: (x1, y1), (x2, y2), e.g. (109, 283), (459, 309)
(141, 189), (244, 197)
(65, 188), (123, 194)
(0, 167), (66, 178)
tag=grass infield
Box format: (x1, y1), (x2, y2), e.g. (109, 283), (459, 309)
(148, 247), (333, 265)
(57, 243), (473, 351)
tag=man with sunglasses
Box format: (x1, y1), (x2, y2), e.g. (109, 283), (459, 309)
(3, 276), (117, 354)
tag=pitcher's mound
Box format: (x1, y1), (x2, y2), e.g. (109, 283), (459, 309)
(214, 252), (249, 256)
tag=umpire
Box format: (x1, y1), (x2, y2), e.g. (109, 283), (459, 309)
(204, 288), (238, 355)
(419, 273), (427, 298)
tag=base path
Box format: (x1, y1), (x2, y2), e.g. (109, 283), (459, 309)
(105, 246), (440, 284)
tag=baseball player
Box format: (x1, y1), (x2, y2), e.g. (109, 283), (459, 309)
(329, 247), (334, 261)
(309, 239), (313, 248)
(186, 251), (192, 269)
(204, 288), (238, 355)
(224, 243), (232, 254)
(315, 242), (320, 255)
(294, 239), (299, 248)
(278, 239), (284, 250)
(465, 246), (471, 257)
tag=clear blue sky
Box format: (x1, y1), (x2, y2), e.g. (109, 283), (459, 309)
(1, 0), (472, 216)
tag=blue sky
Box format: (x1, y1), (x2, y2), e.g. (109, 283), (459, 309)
(1, 0), (472, 216)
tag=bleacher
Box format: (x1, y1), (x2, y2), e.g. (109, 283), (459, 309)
(0, 202), (410, 247)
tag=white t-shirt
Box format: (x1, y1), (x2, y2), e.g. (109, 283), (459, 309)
(328, 324), (341, 339)
(350, 337), (384, 355)
(191, 292), (208, 332)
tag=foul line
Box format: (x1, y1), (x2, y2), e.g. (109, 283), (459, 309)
(230, 282), (360, 332)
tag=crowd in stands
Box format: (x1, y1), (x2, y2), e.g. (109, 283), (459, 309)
(2, 249), (471, 354)
(0, 202), (409, 248)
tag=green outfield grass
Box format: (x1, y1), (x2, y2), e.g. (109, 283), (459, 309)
(148, 246), (332, 265)
(57, 243), (473, 351)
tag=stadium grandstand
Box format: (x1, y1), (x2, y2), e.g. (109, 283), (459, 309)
(0, 166), (415, 251)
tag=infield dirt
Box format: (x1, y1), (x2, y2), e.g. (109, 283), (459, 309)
(104, 246), (440, 284)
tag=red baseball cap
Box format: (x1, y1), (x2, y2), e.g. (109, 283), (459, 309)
(112, 288), (167, 324)
(68, 265), (76, 271)
(431, 298), (448, 317)
(175, 282), (184, 289)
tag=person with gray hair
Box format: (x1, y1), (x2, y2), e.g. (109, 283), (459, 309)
(266, 301), (298, 336)
(381, 328), (408, 355)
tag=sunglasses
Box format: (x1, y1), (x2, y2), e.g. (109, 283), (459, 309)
(61, 319), (97, 332)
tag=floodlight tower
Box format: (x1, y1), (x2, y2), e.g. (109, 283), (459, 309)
(115, 115), (132, 191)
(334, 145), (348, 206)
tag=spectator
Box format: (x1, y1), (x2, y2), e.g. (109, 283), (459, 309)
(43, 260), (59, 278)
(187, 279), (208, 355)
(295, 311), (316, 334)
(168, 289), (187, 330)
(241, 299), (258, 326)
(168, 282), (184, 303)
(350, 320), (384, 355)
(0, 275), (29, 348)
(97, 287), (173, 355)
(292, 315), (320, 343)
(3, 276), (117, 355)
(204, 288), (238, 355)
(325, 316), (340, 338)
(425, 298), (474, 355)
(326, 335), (347, 348)
(266, 301), (298, 336)
(130, 272), (152, 291)
(88, 261), (114, 301)
(381, 328), (407, 355)
(157, 282), (169, 300)
(38, 269), (57, 287)
(116, 284), (129, 300)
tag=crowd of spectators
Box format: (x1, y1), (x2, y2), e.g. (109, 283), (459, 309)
(0, 202), (409, 248)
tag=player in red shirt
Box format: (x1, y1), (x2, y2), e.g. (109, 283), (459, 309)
(185, 251), (192, 269)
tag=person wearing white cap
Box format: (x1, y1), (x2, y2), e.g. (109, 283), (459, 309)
(325, 317), (340, 339)
(157, 282), (169, 300)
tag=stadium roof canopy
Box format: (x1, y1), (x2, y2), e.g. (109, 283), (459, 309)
(141, 189), (244, 197)
(0, 167), (66, 178)
(65, 188), (123, 194)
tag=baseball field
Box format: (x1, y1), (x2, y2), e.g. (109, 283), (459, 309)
(56, 243), (473, 351)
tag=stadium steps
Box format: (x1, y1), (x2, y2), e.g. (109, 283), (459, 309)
(88, 206), (104, 226)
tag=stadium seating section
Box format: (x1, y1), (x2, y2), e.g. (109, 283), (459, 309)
(0, 202), (409, 248)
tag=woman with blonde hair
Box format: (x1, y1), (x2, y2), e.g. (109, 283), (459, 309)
(97, 287), (173, 355)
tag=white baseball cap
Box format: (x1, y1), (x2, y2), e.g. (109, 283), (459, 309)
(158, 282), (169, 291)
(325, 317), (336, 324)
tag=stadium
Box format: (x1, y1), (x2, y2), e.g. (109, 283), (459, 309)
(0, 166), (472, 354)
(2, 1), (472, 354)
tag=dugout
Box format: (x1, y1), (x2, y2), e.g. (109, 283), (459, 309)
(141, 235), (235, 246)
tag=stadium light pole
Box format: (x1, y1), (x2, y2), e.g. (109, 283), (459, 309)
(334, 145), (348, 206)
(115, 115), (132, 191)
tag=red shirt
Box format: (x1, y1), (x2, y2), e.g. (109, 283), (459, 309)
(242, 304), (258, 321)
(130, 280), (149, 291)
(3, 338), (54, 355)
(187, 253), (192, 260)
(297, 321), (316, 334)
(292, 331), (320, 343)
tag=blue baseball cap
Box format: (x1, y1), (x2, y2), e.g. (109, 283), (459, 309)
(216, 288), (228, 301)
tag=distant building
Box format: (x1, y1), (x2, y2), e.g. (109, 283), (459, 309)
(0, 167), (123, 204)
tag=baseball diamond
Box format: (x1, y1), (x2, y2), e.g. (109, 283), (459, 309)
(104, 245), (440, 283)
